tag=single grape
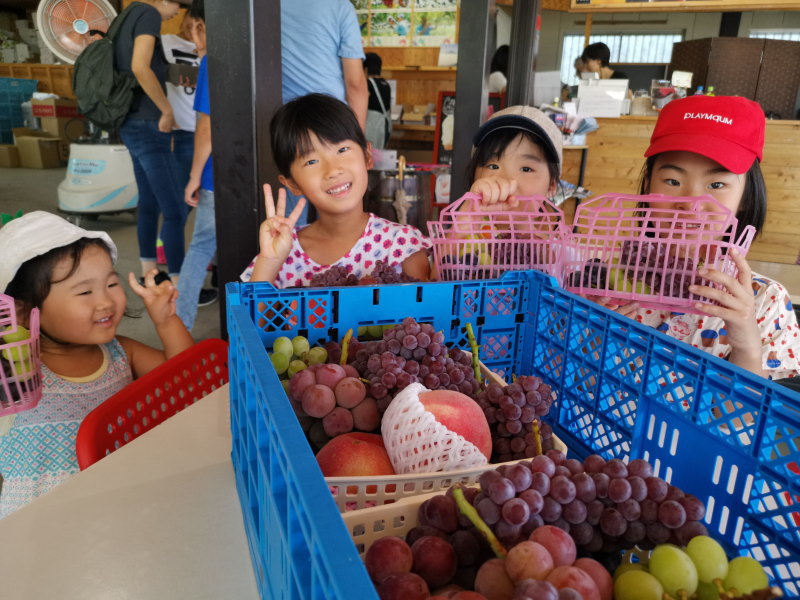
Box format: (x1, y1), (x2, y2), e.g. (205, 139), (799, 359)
(658, 500), (687, 529)
(531, 455), (556, 477)
(608, 477), (633, 503)
(599, 507), (628, 537)
(562, 499), (587, 525)
(626, 458), (654, 479)
(603, 458), (628, 479)
(376, 572), (429, 600)
(649, 543), (698, 597)
(617, 498), (642, 522)
(550, 475), (577, 505)
(541, 496), (563, 523)
(365, 536), (413, 584)
(269, 352), (290, 375)
(287, 359), (308, 377)
(723, 556), (769, 595)
(572, 472), (597, 503)
(301, 384), (336, 418)
(272, 336), (293, 358)
(419, 495), (459, 533)
(487, 477), (516, 505)
(501, 497), (531, 526)
(529, 524), (577, 568)
(347, 395), (379, 431)
(505, 464), (533, 493)
(315, 363), (347, 389)
(569, 521), (594, 546)
(305, 346), (328, 365)
(410, 535), (457, 588)
(475, 559), (515, 600)
(519, 489), (544, 515)
(545, 565), (602, 600)
(583, 454), (606, 474)
(514, 579), (558, 600)
(685, 535), (729, 584)
(291, 335), (310, 358)
(333, 377), (366, 408)
(592, 473), (610, 499)
(614, 570), (664, 600)
(505, 541), (555, 583)
(476, 497), (501, 525)
(646, 477), (669, 502)
(680, 494), (706, 521)
(627, 476), (648, 502)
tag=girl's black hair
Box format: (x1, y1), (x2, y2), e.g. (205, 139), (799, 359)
(6, 239), (137, 323)
(270, 93), (368, 177)
(189, 0), (204, 21)
(639, 155), (767, 239)
(466, 128), (561, 189)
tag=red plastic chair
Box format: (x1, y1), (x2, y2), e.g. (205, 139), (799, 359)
(76, 338), (229, 470)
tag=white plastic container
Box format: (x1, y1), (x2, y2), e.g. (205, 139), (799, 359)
(58, 144), (138, 219)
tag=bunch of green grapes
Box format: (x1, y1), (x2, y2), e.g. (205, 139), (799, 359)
(614, 535), (771, 600)
(268, 335), (328, 384)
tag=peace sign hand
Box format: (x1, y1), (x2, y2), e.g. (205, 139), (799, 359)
(258, 184), (306, 263)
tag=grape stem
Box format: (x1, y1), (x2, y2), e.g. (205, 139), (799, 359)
(340, 329), (354, 366)
(451, 485), (507, 559)
(465, 322), (481, 382)
(532, 420), (542, 457)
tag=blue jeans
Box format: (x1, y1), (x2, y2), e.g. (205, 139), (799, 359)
(120, 118), (189, 276)
(172, 129), (194, 191)
(177, 189), (216, 330)
(284, 186), (308, 226)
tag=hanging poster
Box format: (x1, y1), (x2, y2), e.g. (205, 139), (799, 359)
(351, 0), (457, 48)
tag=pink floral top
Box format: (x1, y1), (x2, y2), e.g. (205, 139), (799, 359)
(240, 214), (431, 288)
(635, 272), (800, 380)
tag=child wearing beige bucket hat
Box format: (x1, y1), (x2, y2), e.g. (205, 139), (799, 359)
(0, 211), (194, 517)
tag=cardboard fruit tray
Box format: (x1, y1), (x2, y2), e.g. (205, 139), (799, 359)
(226, 270), (799, 600)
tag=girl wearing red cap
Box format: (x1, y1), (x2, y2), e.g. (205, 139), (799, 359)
(606, 96), (799, 380)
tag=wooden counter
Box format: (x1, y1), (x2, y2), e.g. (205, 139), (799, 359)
(580, 116), (800, 264)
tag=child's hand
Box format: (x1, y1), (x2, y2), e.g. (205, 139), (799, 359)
(258, 184), (306, 263)
(469, 176), (520, 211)
(128, 270), (178, 327)
(689, 250), (763, 375)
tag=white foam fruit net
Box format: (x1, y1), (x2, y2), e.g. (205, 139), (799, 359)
(381, 383), (489, 475)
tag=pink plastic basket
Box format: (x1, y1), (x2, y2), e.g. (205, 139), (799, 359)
(427, 192), (566, 281)
(0, 294), (42, 416)
(562, 193), (757, 313)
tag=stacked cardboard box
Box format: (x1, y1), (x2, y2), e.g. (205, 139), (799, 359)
(0, 98), (86, 168)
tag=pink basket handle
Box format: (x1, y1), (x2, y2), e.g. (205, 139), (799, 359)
(439, 192), (564, 221)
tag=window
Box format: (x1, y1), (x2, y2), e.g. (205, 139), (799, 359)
(561, 33), (683, 86)
(750, 29), (800, 42)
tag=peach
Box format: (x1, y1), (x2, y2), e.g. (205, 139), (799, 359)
(315, 432), (395, 477)
(419, 390), (492, 460)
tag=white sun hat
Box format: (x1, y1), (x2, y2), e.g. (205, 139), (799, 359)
(0, 211), (117, 293)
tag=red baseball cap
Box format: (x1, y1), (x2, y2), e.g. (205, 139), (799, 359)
(644, 95), (765, 174)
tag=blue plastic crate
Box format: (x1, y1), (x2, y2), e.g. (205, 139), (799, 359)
(226, 271), (800, 598)
(0, 77), (38, 145)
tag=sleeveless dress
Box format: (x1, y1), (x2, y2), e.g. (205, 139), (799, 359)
(0, 339), (133, 518)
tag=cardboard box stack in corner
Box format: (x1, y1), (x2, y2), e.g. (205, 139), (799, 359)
(0, 97), (88, 169)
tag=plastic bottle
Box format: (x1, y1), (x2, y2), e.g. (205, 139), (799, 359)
(706, 86), (715, 97)
(693, 86), (704, 95)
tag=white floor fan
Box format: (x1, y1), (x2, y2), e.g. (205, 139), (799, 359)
(36, 0), (138, 224)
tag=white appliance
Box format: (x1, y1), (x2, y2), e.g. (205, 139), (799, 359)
(36, 0), (138, 222)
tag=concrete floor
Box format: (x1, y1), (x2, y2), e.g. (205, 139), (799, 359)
(0, 166), (221, 348)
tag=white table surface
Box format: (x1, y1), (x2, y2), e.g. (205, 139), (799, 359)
(0, 384), (260, 599)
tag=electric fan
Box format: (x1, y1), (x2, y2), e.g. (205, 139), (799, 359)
(36, 0), (138, 224)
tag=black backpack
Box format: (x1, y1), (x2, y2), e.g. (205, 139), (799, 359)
(72, 5), (138, 131)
